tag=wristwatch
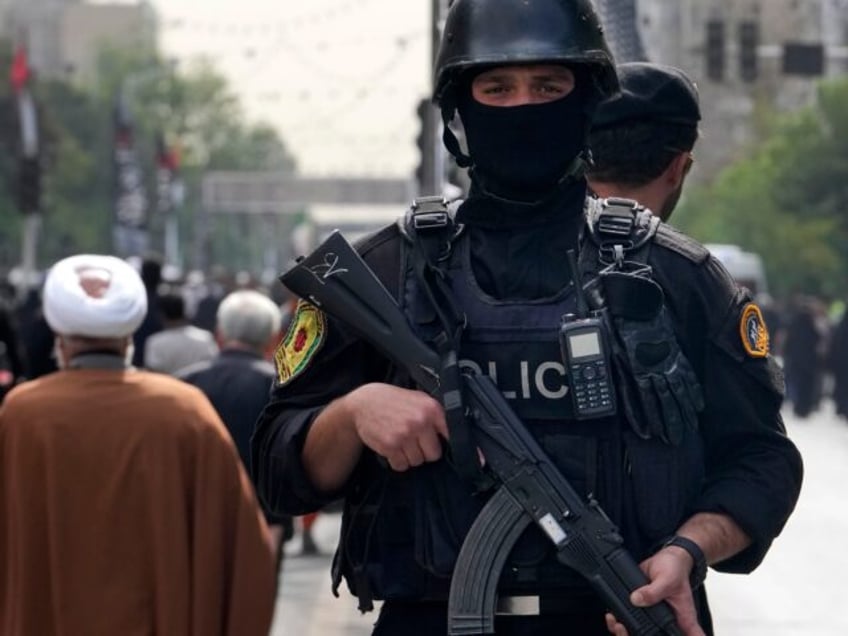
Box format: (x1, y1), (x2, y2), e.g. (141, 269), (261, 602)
(662, 535), (707, 590)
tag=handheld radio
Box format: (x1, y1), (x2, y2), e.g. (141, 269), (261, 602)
(559, 250), (617, 419)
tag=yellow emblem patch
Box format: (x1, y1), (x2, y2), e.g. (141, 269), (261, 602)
(274, 300), (327, 386)
(739, 303), (769, 358)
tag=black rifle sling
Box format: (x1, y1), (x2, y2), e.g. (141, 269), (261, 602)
(573, 199), (660, 543)
(331, 477), (389, 612)
(405, 197), (490, 491)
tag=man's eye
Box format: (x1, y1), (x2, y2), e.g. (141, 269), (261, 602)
(539, 84), (566, 94)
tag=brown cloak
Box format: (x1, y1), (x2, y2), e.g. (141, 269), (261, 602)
(1, 369), (276, 636)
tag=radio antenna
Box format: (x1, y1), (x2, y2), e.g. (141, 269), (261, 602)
(567, 249), (589, 318)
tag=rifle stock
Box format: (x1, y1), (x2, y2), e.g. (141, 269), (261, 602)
(280, 230), (682, 636)
(281, 231), (441, 393)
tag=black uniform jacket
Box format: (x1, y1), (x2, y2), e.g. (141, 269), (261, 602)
(252, 196), (803, 592)
(181, 349), (289, 526)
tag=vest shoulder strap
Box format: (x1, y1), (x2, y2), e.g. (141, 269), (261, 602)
(399, 195), (464, 252)
(583, 196), (660, 268)
(399, 196), (489, 490)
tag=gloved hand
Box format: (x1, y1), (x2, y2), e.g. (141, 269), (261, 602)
(602, 271), (704, 445)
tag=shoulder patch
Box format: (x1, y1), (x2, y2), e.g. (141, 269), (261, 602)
(653, 224), (711, 264)
(273, 300), (327, 386)
(739, 303), (769, 358)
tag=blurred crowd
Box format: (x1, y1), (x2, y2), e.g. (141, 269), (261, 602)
(0, 256), (326, 555)
(4, 262), (848, 428)
(0, 259), (291, 387)
(4, 262), (848, 429)
(766, 293), (848, 420)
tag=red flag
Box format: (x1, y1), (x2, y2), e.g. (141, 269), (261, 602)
(10, 45), (29, 93)
(156, 135), (180, 172)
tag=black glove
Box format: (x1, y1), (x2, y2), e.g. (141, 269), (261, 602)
(602, 271), (705, 445)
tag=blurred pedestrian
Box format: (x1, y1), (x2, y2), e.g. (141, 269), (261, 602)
(783, 295), (829, 417)
(179, 289), (293, 568)
(829, 306), (848, 420)
(15, 286), (57, 379)
(132, 256), (165, 367)
(144, 291), (218, 374)
(0, 294), (26, 401)
(0, 254), (276, 636)
(193, 265), (232, 333)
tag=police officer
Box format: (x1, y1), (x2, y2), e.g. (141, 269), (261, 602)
(587, 62), (701, 222)
(252, 2), (803, 635)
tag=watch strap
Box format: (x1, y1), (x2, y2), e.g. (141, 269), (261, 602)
(663, 535), (707, 590)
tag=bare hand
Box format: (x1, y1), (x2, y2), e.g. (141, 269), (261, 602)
(604, 547), (705, 636)
(346, 383), (449, 472)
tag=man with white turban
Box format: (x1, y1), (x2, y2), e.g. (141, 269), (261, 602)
(43, 254), (149, 367)
(0, 254), (277, 636)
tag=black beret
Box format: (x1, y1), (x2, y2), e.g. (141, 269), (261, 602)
(591, 62), (701, 129)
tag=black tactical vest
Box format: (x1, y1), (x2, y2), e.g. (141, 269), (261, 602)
(397, 213), (627, 594)
(406, 236), (579, 421)
(335, 199), (706, 607)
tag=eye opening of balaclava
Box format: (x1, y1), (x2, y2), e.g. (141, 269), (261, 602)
(448, 65), (593, 204)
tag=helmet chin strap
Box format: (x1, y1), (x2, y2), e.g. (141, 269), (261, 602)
(441, 108), (472, 168)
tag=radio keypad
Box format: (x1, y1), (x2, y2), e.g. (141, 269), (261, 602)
(572, 360), (613, 414)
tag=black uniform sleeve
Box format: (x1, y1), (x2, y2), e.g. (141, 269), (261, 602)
(250, 226), (403, 517)
(654, 246), (803, 573)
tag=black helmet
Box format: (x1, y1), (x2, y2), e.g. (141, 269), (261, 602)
(434, 0), (618, 109)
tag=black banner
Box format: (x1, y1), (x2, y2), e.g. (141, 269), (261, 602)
(112, 92), (149, 256)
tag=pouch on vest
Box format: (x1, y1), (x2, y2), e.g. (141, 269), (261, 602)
(600, 268), (705, 445)
(412, 461), (484, 578)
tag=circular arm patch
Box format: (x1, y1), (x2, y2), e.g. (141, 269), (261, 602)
(739, 303), (769, 358)
(274, 300), (327, 386)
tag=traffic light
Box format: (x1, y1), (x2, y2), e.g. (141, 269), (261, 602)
(739, 21), (759, 83)
(17, 157), (41, 214)
(705, 20), (726, 82)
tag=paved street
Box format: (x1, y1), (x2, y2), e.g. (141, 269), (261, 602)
(270, 402), (848, 635)
(271, 516), (375, 636)
(707, 400), (848, 635)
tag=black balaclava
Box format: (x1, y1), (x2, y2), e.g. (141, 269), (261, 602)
(457, 73), (588, 204)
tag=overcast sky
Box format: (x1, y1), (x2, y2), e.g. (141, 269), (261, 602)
(149, 0), (431, 177)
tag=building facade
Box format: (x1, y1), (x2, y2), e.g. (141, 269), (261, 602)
(1, 0), (81, 77)
(60, 3), (157, 82)
(1, 0), (156, 82)
(631, 0), (848, 181)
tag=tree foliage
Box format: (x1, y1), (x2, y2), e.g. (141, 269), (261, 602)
(0, 41), (296, 273)
(675, 76), (848, 300)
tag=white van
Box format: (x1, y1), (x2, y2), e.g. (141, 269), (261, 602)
(705, 243), (769, 298)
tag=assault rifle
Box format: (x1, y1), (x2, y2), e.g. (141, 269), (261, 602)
(281, 230), (682, 636)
